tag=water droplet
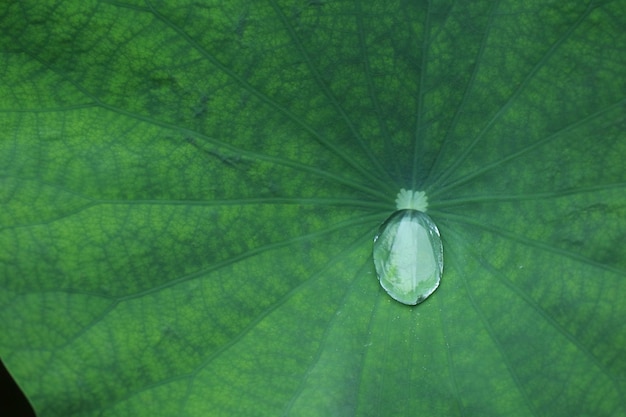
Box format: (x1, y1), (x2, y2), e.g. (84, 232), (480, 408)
(373, 190), (443, 305)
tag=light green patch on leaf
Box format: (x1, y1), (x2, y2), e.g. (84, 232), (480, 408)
(1, 1), (625, 416)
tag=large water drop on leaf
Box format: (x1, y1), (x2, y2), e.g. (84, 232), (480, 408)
(373, 190), (443, 305)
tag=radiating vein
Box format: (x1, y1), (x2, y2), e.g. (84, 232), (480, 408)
(448, 226), (625, 398)
(34, 212), (382, 362)
(147, 0), (393, 193)
(179, 230), (374, 413)
(435, 285), (464, 416)
(115, 212), (383, 302)
(440, 213), (625, 275)
(268, 0), (393, 186)
(425, 0), (500, 187)
(282, 234), (372, 416)
(354, 0), (397, 181)
(429, 2), (595, 190)
(429, 98), (625, 198)
(352, 293), (383, 417)
(448, 229), (539, 417)
(411, 1), (432, 189)
(430, 182), (626, 209)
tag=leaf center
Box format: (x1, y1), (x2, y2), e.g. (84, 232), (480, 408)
(395, 188), (428, 212)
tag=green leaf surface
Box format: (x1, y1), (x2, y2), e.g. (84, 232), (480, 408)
(1, 1), (625, 416)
